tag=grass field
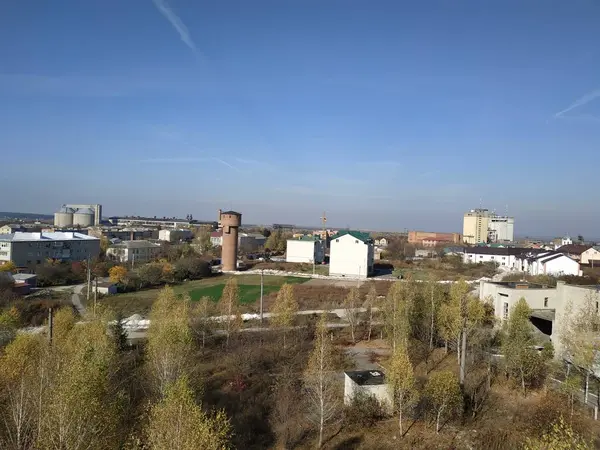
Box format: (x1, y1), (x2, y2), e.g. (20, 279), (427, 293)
(99, 274), (307, 316)
(188, 276), (305, 303)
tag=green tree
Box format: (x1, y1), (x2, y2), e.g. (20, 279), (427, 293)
(343, 287), (360, 343)
(0, 307), (20, 346)
(424, 370), (462, 433)
(524, 416), (590, 449)
(136, 263), (164, 287)
(304, 312), (340, 448)
(387, 344), (416, 435)
(502, 297), (544, 394)
(383, 281), (415, 350)
(560, 292), (600, 403)
(195, 226), (213, 254)
(271, 283), (298, 349)
(147, 287), (193, 396)
(219, 278), (242, 347)
(146, 376), (231, 450)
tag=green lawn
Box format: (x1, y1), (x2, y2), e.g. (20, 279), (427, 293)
(99, 274), (307, 316)
(189, 275), (305, 304)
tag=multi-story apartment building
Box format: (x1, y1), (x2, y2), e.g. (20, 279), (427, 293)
(0, 232), (100, 267)
(329, 230), (374, 279)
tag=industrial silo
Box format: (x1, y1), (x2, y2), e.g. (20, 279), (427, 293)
(72, 208), (95, 227)
(54, 206), (74, 227)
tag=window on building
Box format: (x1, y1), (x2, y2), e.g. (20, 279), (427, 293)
(336, 239), (339, 243)
(503, 302), (509, 321)
(544, 297), (548, 307)
(355, 240), (358, 244)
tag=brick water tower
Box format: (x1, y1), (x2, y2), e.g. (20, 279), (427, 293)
(220, 210), (242, 271)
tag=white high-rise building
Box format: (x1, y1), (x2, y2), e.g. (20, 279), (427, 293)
(463, 209), (514, 244)
(488, 216), (514, 242)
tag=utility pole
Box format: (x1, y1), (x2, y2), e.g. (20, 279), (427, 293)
(48, 307), (54, 344)
(86, 257), (91, 303)
(260, 269), (264, 325)
(94, 276), (98, 316)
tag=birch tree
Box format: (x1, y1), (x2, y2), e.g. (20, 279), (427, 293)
(0, 333), (45, 450)
(386, 344), (416, 436)
(219, 278), (242, 347)
(560, 292), (600, 403)
(304, 312), (340, 448)
(193, 296), (215, 348)
(383, 281), (416, 349)
(147, 287), (194, 396)
(146, 376), (231, 450)
(271, 283), (298, 349)
(424, 370), (462, 433)
(343, 287), (360, 343)
(524, 416), (591, 450)
(363, 284), (378, 341)
(502, 297), (544, 394)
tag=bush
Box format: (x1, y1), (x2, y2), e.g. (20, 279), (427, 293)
(136, 263), (164, 288)
(173, 257), (210, 281)
(343, 391), (388, 428)
(36, 262), (84, 287)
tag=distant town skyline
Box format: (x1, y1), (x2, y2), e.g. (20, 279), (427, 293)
(1, 1), (599, 238)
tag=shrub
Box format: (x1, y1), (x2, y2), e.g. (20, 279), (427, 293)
(343, 391), (388, 428)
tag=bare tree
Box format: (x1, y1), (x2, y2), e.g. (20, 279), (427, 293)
(343, 287), (360, 343)
(270, 367), (302, 449)
(271, 284), (298, 349)
(304, 313), (341, 448)
(363, 284), (378, 341)
(219, 278), (242, 348)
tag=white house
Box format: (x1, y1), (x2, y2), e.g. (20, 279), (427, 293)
(210, 231), (223, 247)
(374, 237), (388, 247)
(286, 236), (326, 264)
(344, 370), (392, 413)
(581, 246), (600, 265)
(158, 229), (193, 242)
(106, 240), (162, 264)
(329, 230), (374, 278)
(513, 251), (581, 277)
(462, 247), (527, 267)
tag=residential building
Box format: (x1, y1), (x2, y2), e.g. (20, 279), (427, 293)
(463, 246), (528, 267)
(555, 244), (591, 261)
(344, 370), (392, 412)
(408, 231), (462, 246)
(106, 240), (161, 264)
(0, 232), (100, 267)
(513, 251), (581, 276)
(463, 209), (515, 244)
(374, 237), (388, 247)
(286, 236), (326, 264)
(582, 246), (600, 266)
(210, 231), (223, 247)
(88, 227), (156, 241)
(415, 249), (437, 258)
(480, 280), (600, 361)
(158, 229), (194, 242)
(0, 224), (26, 234)
(329, 230), (374, 278)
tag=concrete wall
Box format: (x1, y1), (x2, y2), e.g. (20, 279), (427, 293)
(158, 229), (193, 242)
(286, 240), (325, 263)
(329, 234), (373, 278)
(343, 374), (392, 412)
(479, 281), (556, 323)
(463, 251), (515, 267)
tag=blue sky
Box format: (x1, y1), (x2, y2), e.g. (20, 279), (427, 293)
(1, 1), (599, 237)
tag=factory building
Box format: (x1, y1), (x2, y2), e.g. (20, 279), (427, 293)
(0, 232), (100, 267)
(158, 229), (194, 242)
(54, 204), (102, 227)
(463, 209), (514, 244)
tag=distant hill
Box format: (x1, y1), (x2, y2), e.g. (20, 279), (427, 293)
(0, 211), (53, 221)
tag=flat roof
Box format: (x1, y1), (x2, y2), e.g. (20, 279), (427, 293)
(0, 232), (99, 242)
(490, 281), (552, 289)
(530, 309), (556, 321)
(345, 370), (386, 386)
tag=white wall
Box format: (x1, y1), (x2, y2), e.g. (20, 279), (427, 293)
(343, 374), (392, 412)
(582, 247), (600, 264)
(286, 240), (325, 263)
(329, 234), (373, 278)
(463, 251), (514, 267)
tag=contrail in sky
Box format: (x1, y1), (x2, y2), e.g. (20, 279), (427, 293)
(555, 88), (600, 118)
(152, 0), (197, 53)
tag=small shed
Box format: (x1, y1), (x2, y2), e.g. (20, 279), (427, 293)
(12, 273), (38, 288)
(344, 370), (392, 412)
(95, 282), (118, 295)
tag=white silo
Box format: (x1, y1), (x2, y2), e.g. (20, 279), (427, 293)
(72, 208), (95, 227)
(54, 206), (74, 227)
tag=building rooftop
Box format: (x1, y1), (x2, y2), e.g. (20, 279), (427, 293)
(0, 232), (98, 242)
(556, 244), (592, 254)
(464, 246), (529, 256)
(221, 210), (241, 216)
(331, 230), (373, 243)
(109, 240), (161, 249)
(490, 281), (551, 290)
(289, 235), (323, 242)
(345, 370), (386, 386)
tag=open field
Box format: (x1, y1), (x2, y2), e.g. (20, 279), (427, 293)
(98, 274), (308, 316)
